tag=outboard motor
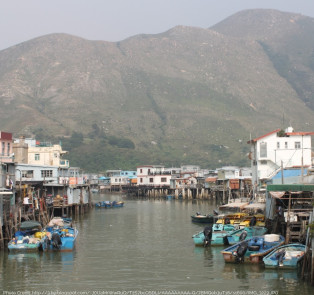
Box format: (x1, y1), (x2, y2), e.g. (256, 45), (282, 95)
(239, 231), (248, 241)
(213, 209), (219, 216)
(249, 216), (257, 227)
(275, 250), (286, 266)
(203, 226), (213, 247)
(234, 241), (248, 263)
(51, 233), (62, 249)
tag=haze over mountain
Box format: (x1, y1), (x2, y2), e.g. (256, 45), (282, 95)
(1, 9), (314, 171)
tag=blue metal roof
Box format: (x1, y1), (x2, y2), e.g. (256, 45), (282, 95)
(272, 168), (307, 179)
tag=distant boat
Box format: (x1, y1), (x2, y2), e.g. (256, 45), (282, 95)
(221, 234), (285, 263)
(8, 221), (43, 253)
(95, 201), (124, 208)
(263, 243), (306, 268)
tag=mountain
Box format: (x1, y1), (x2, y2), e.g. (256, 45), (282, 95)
(1, 9), (314, 172)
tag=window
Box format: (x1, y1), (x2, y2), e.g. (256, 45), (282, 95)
(261, 160), (267, 165)
(149, 178), (154, 183)
(7, 143), (10, 156)
(41, 170), (53, 178)
(295, 142), (301, 149)
(35, 154), (40, 161)
(140, 178), (143, 183)
(140, 169), (142, 173)
(277, 142), (280, 149)
(1, 142), (4, 155)
(22, 170), (33, 178)
(260, 142), (267, 158)
(161, 177), (167, 182)
(285, 142), (288, 149)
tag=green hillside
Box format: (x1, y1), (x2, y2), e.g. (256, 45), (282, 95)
(1, 9), (314, 172)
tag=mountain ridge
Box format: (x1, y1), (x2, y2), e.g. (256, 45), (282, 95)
(1, 9), (314, 171)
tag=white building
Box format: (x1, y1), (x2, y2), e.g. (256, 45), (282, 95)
(136, 165), (171, 187)
(248, 127), (314, 188)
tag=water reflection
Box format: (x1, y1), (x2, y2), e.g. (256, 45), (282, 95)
(0, 194), (313, 293)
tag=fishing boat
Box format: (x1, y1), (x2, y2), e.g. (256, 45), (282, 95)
(224, 226), (268, 245)
(192, 223), (235, 246)
(215, 212), (248, 226)
(191, 210), (218, 224)
(41, 226), (78, 251)
(221, 234), (285, 263)
(95, 200), (124, 208)
(8, 221), (44, 253)
(238, 214), (266, 228)
(263, 243), (306, 268)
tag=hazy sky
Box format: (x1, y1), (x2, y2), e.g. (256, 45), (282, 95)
(1, 0), (313, 51)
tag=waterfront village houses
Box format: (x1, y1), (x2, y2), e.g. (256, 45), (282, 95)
(10, 135), (89, 208)
(136, 165), (172, 187)
(136, 165), (206, 188)
(0, 131), (14, 189)
(14, 136), (69, 168)
(0, 132), (15, 229)
(248, 127), (314, 190)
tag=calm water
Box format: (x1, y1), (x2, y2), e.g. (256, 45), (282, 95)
(1, 193), (313, 294)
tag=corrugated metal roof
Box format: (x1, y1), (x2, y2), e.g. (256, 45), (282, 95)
(267, 184), (314, 192)
(247, 129), (281, 144)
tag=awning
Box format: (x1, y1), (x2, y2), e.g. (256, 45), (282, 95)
(20, 221), (42, 230)
(269, 191), (285, 199)
(267, 184), (314, 192)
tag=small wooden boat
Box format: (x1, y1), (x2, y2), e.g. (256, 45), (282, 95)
(263, 243), (306, 268)
(224, 226), (268, 245)
(8, 221), (43, 253)
(192, 223), (235, 246)
(191, 212), (217, 224)
(221, 234), (285, 263)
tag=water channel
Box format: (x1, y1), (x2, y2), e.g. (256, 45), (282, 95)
(0, 193), (313, 294)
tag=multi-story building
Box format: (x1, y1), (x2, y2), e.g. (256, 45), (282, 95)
(248, 127), (314, 189)
(136, 165), (172, 187)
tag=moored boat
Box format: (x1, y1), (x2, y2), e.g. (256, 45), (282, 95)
(224, 226), (268, 245)
(191, 212), (217, 224)
(221, 234), (285, 263)
(215, 212), (248, 226)
(41, 226), (78, 251)
(95, 200), (124, 208)
(192, 223), (235, 246)
(263, 243), (306, 268)
(8, 221), (44, 253)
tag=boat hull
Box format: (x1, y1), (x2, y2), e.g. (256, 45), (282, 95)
(263, 244), (306, 269)
(191, 215), (215, 224)
(42, 228), (78, 252)
(8, 242), (42, 253)
(221, 235), (285, 264)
